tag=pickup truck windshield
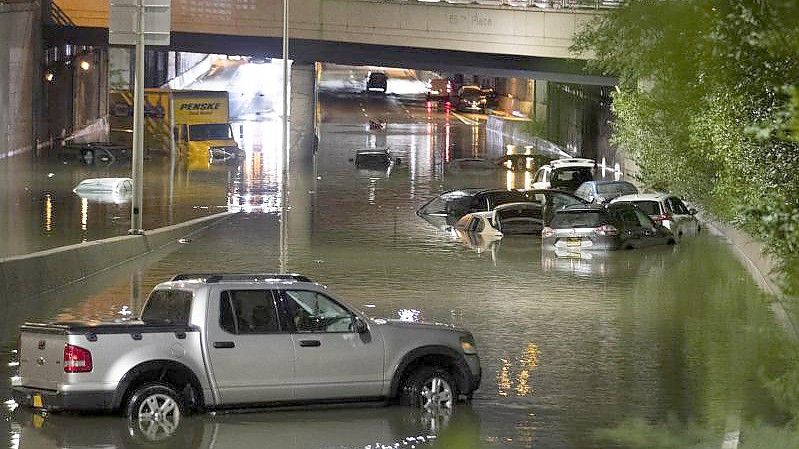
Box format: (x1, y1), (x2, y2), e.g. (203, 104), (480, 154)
(190, 124), (232, 141)
(141, 290), (193, 324)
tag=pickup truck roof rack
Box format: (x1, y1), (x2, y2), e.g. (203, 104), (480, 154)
(170, 273), (312, 283)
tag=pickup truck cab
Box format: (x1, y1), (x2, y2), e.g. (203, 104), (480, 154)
(13, 274), (480, 425)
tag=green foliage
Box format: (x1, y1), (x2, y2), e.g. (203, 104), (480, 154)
(573, 0), (799, 294)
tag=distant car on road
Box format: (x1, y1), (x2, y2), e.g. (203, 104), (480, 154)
(456, 85), (486, 113)
(542, 203), (675, 251)
(366, 72), (388, 93)
(532, 158), (596, 192)
(574, 180), (639, 204)
(427, 78), (452, 102)
(611, 193), (701, 238)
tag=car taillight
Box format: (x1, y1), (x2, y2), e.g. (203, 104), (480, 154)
(542, 227), (555, 238)
(64, 344), (92, 373)
(653, 213), (672, 224)
(594, 224), (619, 236)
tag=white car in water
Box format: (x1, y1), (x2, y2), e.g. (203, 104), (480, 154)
(610, 193), (701, 238)
(454, 202), (545, 237)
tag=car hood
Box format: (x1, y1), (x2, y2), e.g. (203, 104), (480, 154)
(373, 318), (465, 333)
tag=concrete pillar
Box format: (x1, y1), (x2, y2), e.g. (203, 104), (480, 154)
(0, 8), (9, 155)
(287, 62), (317, 255)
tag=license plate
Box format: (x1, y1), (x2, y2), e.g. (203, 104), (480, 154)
(32, 393), (43, 408)
(566, 238), (582, 247)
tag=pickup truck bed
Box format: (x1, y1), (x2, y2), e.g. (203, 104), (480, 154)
(14, 321), (200, 411)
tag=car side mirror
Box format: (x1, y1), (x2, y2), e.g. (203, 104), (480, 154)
(352, 317), (368, 334)
(688, 208), (697, 215)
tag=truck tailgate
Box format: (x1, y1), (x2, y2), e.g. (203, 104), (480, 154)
(18, 324), (68, 391)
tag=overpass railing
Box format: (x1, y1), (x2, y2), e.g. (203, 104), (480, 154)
(397, 0), (621, 9)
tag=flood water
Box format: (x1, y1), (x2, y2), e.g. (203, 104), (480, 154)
(1, 63), (798, 449)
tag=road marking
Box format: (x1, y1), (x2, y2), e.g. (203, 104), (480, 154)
(450, 111), (480, 126)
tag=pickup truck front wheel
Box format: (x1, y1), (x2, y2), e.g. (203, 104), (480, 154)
(401, 366), (456, 411)
(126, 383), (184, 442)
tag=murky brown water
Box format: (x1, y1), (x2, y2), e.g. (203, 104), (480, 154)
(1, 64), (798, 449)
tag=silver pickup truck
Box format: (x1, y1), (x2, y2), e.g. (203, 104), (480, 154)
(12, 273), (481, 424)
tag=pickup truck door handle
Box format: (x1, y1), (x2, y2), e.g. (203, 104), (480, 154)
(299, 340), (321, 347)
(213, 341), (235, 349)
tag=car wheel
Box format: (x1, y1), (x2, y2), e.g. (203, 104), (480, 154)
(126, 383), (184, 442)
(401, 366), (457, 412)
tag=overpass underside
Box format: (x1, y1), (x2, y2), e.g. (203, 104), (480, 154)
(46, 0), (616, 86)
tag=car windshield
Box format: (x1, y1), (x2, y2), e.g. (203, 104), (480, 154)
(551, 167), (594, 190)
(190, 123), (232, 141)
(631, 200), (661, 215)
(550, 211), (606, 229)
(483, 191), (530, 209)
(596, 182), (638, 197)
(496, 204), (540, 221)
(461, 89), (482, 100)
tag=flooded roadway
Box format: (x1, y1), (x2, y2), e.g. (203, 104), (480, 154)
(2, 63), (799, 449)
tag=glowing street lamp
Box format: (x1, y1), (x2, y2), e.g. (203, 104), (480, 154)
(79, 60), (91, 71)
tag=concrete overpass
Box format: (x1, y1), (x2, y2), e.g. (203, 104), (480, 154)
(47, 0), (615, 85)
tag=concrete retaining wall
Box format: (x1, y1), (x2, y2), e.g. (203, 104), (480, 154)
(0, 211), (236, 301)
(0, 2), (37, 158)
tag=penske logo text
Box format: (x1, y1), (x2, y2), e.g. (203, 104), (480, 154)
(180, 102), (221, 111)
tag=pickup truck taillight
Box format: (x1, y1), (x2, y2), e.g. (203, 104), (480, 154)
(63, 344), (92, 373)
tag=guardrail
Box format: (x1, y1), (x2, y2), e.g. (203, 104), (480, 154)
(403, 0), (621, 9)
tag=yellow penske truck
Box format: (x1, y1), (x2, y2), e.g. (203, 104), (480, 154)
(109, 89), (242, 168)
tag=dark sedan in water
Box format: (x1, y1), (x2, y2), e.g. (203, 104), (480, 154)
(417, 188), (585, 230)
(542, 203), (675, 251)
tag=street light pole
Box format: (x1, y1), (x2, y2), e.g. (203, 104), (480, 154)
(279, 0), (289, 273)
(130, 0), (145, 234)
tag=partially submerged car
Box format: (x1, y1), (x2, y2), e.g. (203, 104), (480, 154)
(495, 153), (554, 172)
(417, 189), (585, 230)
(574, 180), (639, 204)
(610, 193), (700, 238)
(542, 203), (675, 252)
(72, 177), (133, 204)
(445, 158), (500, 172)
(455, 202), (545, 237)
(532, 158), (596, 192)
(354, 148), (394, 177)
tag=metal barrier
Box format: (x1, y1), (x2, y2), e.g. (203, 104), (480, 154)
(403, 0), (621, 9)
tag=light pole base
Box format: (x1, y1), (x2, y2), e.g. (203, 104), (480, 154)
(128, 229), (145, 235)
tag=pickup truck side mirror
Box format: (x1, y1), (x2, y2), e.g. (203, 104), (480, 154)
(352, 317), (368, 334)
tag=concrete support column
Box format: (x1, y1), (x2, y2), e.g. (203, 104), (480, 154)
(0, 4), (36, 155)
(286, 62), (317, 256)
(0, 9), (9, 154)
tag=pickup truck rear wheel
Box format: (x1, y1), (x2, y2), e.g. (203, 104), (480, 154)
(126, 382), (184, 442)
(401, 366), (457, 411)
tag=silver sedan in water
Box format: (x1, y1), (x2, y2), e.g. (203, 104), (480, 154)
(542, 203), (675, 252)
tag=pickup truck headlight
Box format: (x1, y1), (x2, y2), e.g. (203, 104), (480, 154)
(460, 335), (477, 355)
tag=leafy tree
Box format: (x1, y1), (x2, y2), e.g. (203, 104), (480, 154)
(573, 0), (799, 294)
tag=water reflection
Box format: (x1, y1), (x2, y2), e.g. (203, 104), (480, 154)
(11, 406), (473, 449)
